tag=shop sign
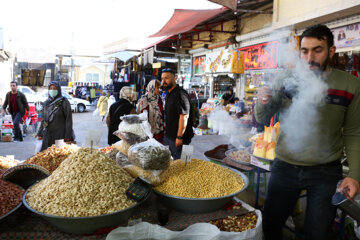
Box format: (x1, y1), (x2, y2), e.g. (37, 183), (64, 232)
(193, 56), (206, 75)
(239, 41), (279, 70)
(332, 23), (360, 48)
(205, 49), (234, 73)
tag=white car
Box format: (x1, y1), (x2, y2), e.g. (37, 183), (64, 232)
(17, 86), (40, 103)
(39, 91), (91, 113)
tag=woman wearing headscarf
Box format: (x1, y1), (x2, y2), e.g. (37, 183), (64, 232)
(106, 86), (137, 145)
(96, 92), (108, 121)
(137, 79), (164, 143)
(37, 81), (74, 151)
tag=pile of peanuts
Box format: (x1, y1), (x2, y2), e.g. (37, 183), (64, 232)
(26, 148), (135, 217)
(24, 145), (77, 173)
(155, 159), (245, 198)
(0, 179), (25, 217)
(209, 212), (257, 232)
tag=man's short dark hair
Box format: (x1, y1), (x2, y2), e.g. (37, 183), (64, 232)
(10, 81), (18, 86)
(300, 24), (334, 49)
(162, 68), (176, 76)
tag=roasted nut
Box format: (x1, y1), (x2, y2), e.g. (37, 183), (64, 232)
(26, 148), (135, 217)
(0, 180), (25, 216)
(155, 159), (244, 198)
(24, 145), (77, 173)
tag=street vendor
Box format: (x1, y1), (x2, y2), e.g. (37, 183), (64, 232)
(255, 24), (360, 240)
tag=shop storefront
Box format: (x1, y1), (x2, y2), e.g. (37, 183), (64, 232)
(330, 22), (360, 78)
(205, 48), (236, 98)
(238, 41), (280, 105)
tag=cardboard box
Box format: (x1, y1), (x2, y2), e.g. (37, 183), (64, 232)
(250, 156), (272, 171)
(2, 134), (13, 142)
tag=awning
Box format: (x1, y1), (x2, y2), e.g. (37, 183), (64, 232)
(208, 0), (237, 11)
(149, 8), (228, 38)
(104, 51), (138, 62)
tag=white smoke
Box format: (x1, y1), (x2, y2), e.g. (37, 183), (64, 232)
(271, 30), (329, 155)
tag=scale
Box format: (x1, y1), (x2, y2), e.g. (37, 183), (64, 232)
(126, 177), (152, 202)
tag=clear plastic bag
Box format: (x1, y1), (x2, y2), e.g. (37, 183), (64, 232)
(128, 139), (171, 170)
(115, 151), (130, 167)
(114, 111), (153, 141)
(113, 140), (131, 156)
(116, 132), (149, 146)
(106, 210), (263, 240)
(123, 164), (163, 186)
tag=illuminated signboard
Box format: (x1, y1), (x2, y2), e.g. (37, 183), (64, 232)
(239, 41), (279, 70)
(193, 56), (206, 75)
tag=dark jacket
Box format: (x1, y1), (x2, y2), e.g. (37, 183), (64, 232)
(37, 81), (74, 151)
(2, 91), (29, 116)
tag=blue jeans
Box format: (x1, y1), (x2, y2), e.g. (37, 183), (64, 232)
(164, 135), (182, 160)
(263, 159), (342, 240)
(11, 112), (23, 141)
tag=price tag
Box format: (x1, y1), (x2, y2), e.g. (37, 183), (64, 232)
(55, 139), (65, 147)
(83, 130), (102, 148)
(180, 145), (194, 164)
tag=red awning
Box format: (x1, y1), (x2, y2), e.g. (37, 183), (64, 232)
(149, 7), (228, 38)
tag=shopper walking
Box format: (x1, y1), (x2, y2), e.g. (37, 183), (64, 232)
(1, 81), (29, 142)
(37, 81), (74, 151)
(97, 92), (108, 121)
(256, 24), (360, 240)
(161, 69), (194, 159)
(106, 86), (137, 145)
(137, 79), (165, 143)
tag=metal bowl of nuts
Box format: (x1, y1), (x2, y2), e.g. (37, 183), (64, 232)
(225, 149), (252, 166)
(0, 181), (25, 221)
(23, 186), (150, 234)
(153, 159), (249, 213)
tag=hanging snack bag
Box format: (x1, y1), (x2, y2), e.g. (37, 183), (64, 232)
(128, 139), (171, 170)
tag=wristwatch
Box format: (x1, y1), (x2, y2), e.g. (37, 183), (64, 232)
(176, 136), (183, 140)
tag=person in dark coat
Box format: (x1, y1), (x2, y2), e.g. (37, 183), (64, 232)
(37, 81), (74, 151)
(106, 86), (137, 145)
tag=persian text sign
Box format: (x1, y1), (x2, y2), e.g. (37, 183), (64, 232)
(205, 49), (234, 73)
(239, 41), (279, 70)
(332, 23), (360, 48)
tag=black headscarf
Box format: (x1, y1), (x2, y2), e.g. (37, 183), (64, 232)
(47, 81), (63, 101)
(44, 81), (65, 123)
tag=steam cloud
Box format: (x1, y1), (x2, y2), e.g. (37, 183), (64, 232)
(272, 30), (329, 156)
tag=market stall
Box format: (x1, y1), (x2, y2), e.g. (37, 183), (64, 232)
(0, 112), (264, 239)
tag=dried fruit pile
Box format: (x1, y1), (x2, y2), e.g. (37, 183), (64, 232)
(24, 145), (77, 173)
(209, 212), (257, 232)
(0, 180), (25, 217)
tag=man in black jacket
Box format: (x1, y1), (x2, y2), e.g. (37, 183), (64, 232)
(1, 81), (29, 142)
(161, 69), (194, 159)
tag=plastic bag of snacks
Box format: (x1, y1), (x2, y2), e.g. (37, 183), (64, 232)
(123, 165), (163, 186)
(113, 111), (153, 145)
(128, 138), (171, 170)
(113, 140), (131, 156)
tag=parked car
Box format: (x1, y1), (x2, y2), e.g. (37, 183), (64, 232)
(17, 86), (40, 103)
(39, 91), (91, 113)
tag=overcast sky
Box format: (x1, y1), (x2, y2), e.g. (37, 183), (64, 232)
(0, 0), (220, 56)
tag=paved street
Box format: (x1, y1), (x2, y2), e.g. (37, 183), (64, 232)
(0, 107), (230, 162)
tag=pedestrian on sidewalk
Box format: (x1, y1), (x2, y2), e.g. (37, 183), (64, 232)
(256, 24), (360, 240)
(106, 86), (137, 145)
(97, 92), (108, 121)
(37, 81), (74, 151)
(137, 79), (165, 143)
(161, 69), (194, 159)
(1, 81), (29, 142)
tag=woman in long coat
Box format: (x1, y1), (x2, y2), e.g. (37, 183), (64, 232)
(37, 81), (74, 151)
